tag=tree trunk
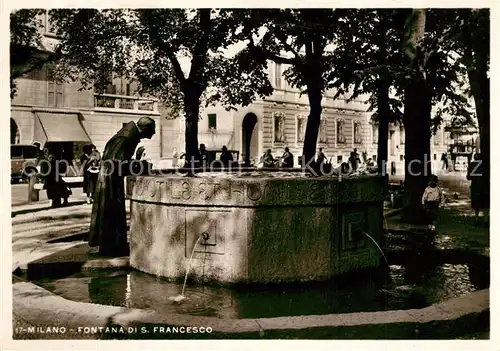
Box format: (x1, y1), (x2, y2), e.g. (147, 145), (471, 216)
(402, 77), (432, 224)
(401, 8), (432, 224)
(463, 10), (490, 208)
(302, 37), (324, 168)
(376, 78), (390, 176)
(183, 96), (200, 170)
(302, 87), (323, 167)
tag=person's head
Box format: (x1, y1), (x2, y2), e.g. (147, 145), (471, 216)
(91, 144), (97, 152)
(319, 148), (323, 152)
(474, 153), (481, 160)
(285, 147), (289, 152)
(200, 144), (206, 151)
(32, 141), (41, 150)
(83, 144), (94, 155)
(222, 145), (227, 152)
(354, 148), (357, 152)
(266, 149), (272, 154)
(136, 146), (146, 160)
(137, 117), (156, 139)
(429, 174), (438, 187)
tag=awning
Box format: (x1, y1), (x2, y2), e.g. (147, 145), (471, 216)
(34, 112), (91, 145)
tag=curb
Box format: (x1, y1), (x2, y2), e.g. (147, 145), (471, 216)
(12, 280), (489, 339)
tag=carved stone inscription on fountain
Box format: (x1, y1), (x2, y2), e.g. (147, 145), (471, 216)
(127, 176), (345, 206)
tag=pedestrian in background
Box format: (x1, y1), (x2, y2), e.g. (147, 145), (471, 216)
(87, 145), (101, 203)
(281, 147), (294, 168)
(44, 148), (71, 208)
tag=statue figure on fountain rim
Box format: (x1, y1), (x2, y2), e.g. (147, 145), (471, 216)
(88, 117), (156, 256)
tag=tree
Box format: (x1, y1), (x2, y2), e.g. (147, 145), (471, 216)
(50, 9), (273, 167)
(330, 9), (408, 175)
(444, 9), (489, 205)
(235, 9), (343, 165)
(10, 9), (62, 98)
(398, 8), (474, 223)
(331, 9), (472, 223)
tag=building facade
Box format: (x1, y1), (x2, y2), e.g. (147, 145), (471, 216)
(197, 62), (372, 167)
(197, 62), (477, 173)
(10, 12), (181, 169)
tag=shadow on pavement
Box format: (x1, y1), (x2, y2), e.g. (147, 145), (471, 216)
(11, 201), (87, 218)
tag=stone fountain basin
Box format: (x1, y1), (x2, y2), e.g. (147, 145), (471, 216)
(125, 173), (387, 284)
(13, 278), (489, 339)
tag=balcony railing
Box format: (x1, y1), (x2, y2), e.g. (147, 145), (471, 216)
(94, 93), (159, 113)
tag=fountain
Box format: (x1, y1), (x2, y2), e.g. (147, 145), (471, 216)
(126, 170), (387, 284)
(15, 169), (489, 339)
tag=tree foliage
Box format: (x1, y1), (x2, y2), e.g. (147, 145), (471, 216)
(49, 9), (273, 163)
(10, 9), (61, 98)
(234, 9), (345, 163)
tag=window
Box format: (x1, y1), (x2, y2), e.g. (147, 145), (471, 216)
(400, 155), (404, 161)
(433, 154), (437, 160)
(296, 115), (306, 143)
(274, 63), (282, 89)
(434, 133), (440, 145)
(273, 112), (286, 143)
(337, 155), (343, 163)
(319, 118), (328, 144)
(336, 119), (346, 143)
(44, 12), (57, 36)
(208, 114), (217, 130)
(372, 155), (377, 162)
(11, 146), (23, 158)
(27, 69), (42, 81)
(24, 146), (39, 159)
(400, 125), (405, 144)
(371, 124), (378, 144)
(353, 121), (362, 144)
(47, 65), (63, 107)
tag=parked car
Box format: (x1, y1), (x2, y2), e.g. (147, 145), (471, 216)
(11, 144), (41, 183)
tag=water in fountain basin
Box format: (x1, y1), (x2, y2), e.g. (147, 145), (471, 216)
(169, 235), (203, 303)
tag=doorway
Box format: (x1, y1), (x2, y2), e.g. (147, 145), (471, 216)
(11, 118), (20, 144)
(242, 113), (258, 165)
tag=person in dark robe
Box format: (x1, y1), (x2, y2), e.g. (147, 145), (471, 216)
(43, 148), (71, 208)
(219, 145), (233, 167)
(281, 147), (294, 168)
(88, 117), (156, 256)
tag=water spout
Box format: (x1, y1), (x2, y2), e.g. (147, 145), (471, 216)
(362, 231), (389, 266)
(169, 233), (206, 303)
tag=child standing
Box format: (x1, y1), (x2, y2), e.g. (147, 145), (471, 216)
(421, 174), (443, 232)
